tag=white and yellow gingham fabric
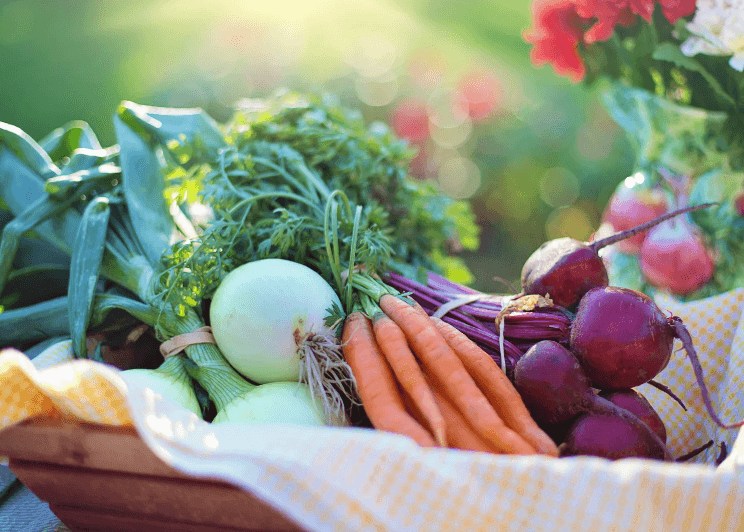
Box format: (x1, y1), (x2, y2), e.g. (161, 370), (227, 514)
(1, 290), (743, 532)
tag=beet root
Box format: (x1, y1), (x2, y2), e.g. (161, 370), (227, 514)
(513, 340), (593, 426)
(599, 389), (667, 444)
(520, 239), (608, 311)
(570, 286), (673, 390)
(571, 286), (744, 430)
(519, 203), (715, 310)
(513, 340), (673, 460)
(559, 411), (667, 461)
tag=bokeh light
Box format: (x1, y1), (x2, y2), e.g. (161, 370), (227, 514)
(354, 71), (398, 107)
(539, 167), (580, 208)
(437, 155), (482, 199)
(545, 206), (595, 241)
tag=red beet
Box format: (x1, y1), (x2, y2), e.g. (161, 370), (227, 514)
(639, 217), (715, 295)
(599, 389), (666, 443)
(570, 287), (672, 389)
(602, 184), (669, 254)
(512, 340), (673, 460)
(559, 412), (667, 461)
(570, 286), (744, 430)
(520, 203), (714, 309)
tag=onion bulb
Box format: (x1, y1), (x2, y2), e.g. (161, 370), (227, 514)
(213, 381), (326, 425)
(122, 356), (201, 417)
(209, 258), (353, 423)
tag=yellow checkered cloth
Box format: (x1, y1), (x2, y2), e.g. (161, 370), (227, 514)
(1, 289), (743, 532)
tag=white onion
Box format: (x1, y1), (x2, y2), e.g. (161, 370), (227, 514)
(209, 258), (342, 384)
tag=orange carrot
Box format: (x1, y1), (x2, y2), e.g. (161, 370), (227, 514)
(431, 316), (559, 457)
(342, 311), (437, 448)
(371, 312), (447, 447)
(402, 377), (495, 454)
(379, 294), (537, 455)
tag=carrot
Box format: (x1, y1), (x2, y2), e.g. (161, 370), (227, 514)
(431, 316), (559, 457)
(402, 376), (496, 454)
(342, 311), (437, 448)
(379, 294), (537, 455)
(371, 312), (448, 447)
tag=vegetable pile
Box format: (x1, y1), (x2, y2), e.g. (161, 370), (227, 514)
(0, 92), (740, 464)
(387, 207), (744, 461)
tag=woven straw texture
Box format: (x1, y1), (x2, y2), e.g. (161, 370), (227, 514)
(1, 289), (743, 532)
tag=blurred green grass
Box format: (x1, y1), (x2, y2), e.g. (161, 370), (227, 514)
(0, 0), (633, 290)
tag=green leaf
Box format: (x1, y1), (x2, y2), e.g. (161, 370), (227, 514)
(0, 149), (83, 291)
(1, 264), (70, 310)
(60, 145), (119, 175)
(0, 296), (71, 347)
(118, 102), (226, 159)
(0, 122), (59, 178)
(113, 115), (175, 265)
(38, 120), (102, 163)
(44, 162), (121, 198)
(69, 196), (111, 358)
(653, 43), (737, 107)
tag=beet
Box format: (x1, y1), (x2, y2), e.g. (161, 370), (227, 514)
(570, 287), (672, 390)
(599, 389), (666, 443)
(559, 412), (667, 461)
(571, 286), (744, 430)
(520, 203), (714, 309)
(513, 340), (592, 425)
(513, 340), (673, 460)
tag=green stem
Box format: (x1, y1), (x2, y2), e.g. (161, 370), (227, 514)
(344, 205), (363, 313)
(99, 251), (155, 301)
(351, 272), (398, 303)
(358, 292), (384, 320)
(252, 156), (316, 201)
(323, 190), (353, 296)
(296, 162), (332, 200)
(171, 309), (255, 412)
(228, 191), (325, 218)
(157, 353), (191, 380)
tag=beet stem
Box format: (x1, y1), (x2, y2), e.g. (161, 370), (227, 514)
(588, 203), (717, 252)
(647, 379), (687, 411)
(716, 442), (728, 466)
(671, 317), (744, 429)
(675, 439), (714, 462)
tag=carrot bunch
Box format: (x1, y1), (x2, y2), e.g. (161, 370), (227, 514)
(342, 273), (558, 457)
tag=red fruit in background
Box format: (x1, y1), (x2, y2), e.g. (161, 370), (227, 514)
(390, 99), (430, 143)
(456, 69), (503, 121)
(734, 191), (744, 216)
(639, 217), (715, 296)
(602, 184), (670, 254)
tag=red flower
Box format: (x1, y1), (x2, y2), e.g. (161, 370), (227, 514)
(525, 0), (699, 82)
(658, 0), (697, 24)
(523, 0), (588, 83)
(574, 0), (634, 43)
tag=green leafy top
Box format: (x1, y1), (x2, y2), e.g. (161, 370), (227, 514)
(155, 91), (479, 319)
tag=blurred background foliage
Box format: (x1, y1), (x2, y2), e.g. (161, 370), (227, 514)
(0, 0), (635, 292)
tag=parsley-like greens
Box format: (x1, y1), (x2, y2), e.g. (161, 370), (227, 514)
(156, 91), (480, 324)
